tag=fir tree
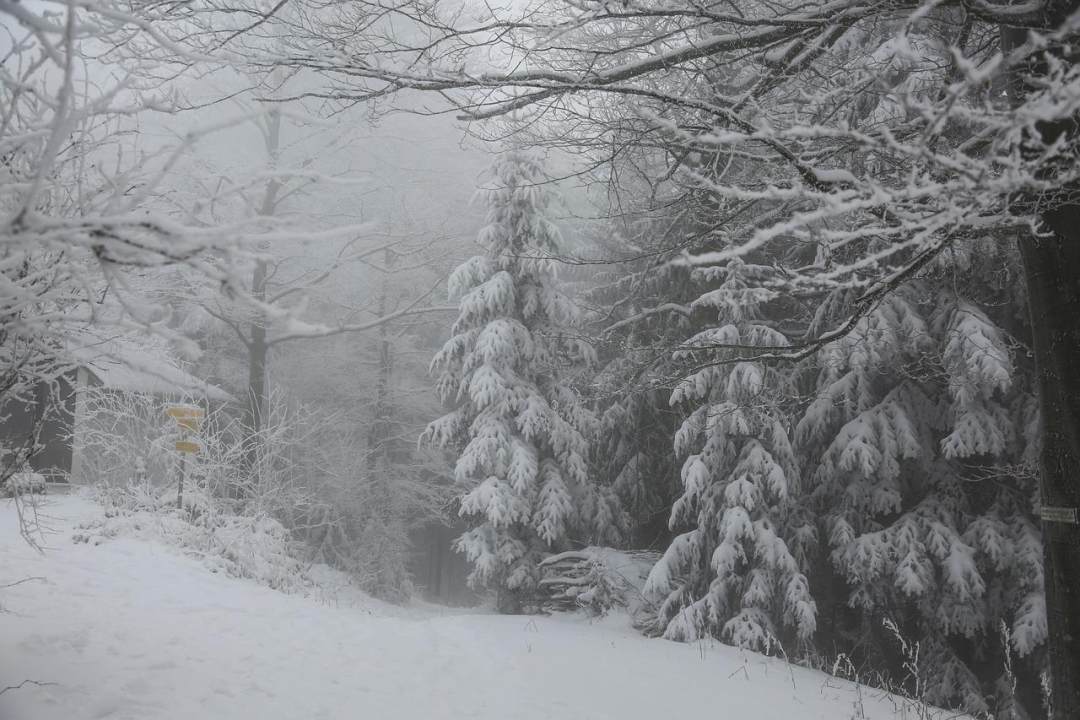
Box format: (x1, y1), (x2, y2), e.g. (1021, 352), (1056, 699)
(425, 149), (596, 601)
(798, 240), (1044, 718)
(589, 252), (696, 551)
(643, 259), (817, 651)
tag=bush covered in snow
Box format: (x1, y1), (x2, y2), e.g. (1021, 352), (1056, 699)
(70, 387), (334, 593)
(74, 482), (311, 593)
(72, 385), (450, 601)
(0, 471), (46, 498)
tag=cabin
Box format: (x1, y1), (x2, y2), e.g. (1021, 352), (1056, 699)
(0, 335), (231, 483)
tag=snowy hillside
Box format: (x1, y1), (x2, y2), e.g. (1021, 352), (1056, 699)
(2, 494), (941, 720)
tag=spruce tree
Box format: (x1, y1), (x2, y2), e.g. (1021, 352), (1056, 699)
(425, 150), (596, 603)
(643, 258), (817, 651)
(589, 250), (697, 550)
(798, 240), (1044, 717)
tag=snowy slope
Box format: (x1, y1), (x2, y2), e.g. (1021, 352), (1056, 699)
(2, 495), (936, 720)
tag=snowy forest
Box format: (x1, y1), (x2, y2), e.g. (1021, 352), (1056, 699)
(2, 1), (1079, 719)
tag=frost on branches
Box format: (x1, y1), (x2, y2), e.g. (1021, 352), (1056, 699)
(425, 150), (600, 600)
(643, 259), (816, 652)
(798, 241), (1044, 717)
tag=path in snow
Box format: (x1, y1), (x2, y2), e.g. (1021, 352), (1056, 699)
(2, 494), (924, 720)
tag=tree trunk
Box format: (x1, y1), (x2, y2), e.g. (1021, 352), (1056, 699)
(1002, 6), (1080, 715)
(1019, 233), (1080, 720)
(367, 247), (396, 469)
(245, 256), (268, 449)
(242, 108), (282, 488)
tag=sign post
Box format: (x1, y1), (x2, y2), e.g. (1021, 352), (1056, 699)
(166, 405), (204, 509)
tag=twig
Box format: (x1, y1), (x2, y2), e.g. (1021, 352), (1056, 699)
(0, 679), (58, 696)
(0, 576), (46, 589)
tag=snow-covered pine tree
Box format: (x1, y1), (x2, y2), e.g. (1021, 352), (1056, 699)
(588, 237), (698, 551)
(425, 149), (597, 603)
(642, 258), (817, 652)
(594, 365), (681, 550)
(797, 239), (1044, 718)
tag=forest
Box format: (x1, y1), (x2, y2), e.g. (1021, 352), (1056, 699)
(1, 1), (1079, 719)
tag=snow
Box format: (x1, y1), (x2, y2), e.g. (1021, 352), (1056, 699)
(1, 472), (46, 497)
(2, 494), (940, 720)
(70, 334), (233, 402)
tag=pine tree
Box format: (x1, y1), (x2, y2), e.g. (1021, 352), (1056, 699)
(798, 240), (1045, 717)
(643, 258), (817, 651)
(425, 149), (596, 602)
(589, 244), (697, 551)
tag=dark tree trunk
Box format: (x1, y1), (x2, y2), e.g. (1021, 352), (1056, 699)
(1007, 3), (1080, 716)
(1019, 232), (1080, 720)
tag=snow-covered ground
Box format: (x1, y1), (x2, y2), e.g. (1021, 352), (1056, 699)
(2, 494), (932, 720)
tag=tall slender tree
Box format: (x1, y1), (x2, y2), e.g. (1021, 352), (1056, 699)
(425, 149), (597, 604)
(643, 259), (816, 651)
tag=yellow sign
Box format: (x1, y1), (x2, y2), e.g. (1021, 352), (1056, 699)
(166, 405), (205, 420)
(175, 440), (201, 454)
(176, 417), (201, 431)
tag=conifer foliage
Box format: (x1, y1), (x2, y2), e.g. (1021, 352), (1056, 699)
(798, 243), (1044, 717)
(425, 149), (596, 598)
(643, 259), (817, 651)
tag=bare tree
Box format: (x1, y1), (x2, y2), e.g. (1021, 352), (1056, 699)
(0, 0), (283, 528)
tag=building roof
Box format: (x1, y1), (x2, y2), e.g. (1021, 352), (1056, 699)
(68, 335), (233, 402)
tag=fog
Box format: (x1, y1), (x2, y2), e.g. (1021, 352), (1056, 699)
(2, 2), (1077, 719)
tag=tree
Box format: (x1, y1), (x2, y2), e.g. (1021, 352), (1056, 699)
(277, 1), (1076, 709)
(148, 94), (457, 491)
(585, 172), (715, 552)
(794, 240), (1045, 715)
(1001, 8), (1080, 715)
(142, 99), (460, 595)
(642, 258), (816, 652)
(424, 149), (598, 604)
(0, 0), (266, 539)
(10, 0), (1080, 709)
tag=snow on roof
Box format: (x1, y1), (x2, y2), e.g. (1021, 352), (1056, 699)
(68, 335), (233, 402)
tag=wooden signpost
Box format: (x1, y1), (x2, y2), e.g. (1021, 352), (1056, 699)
(166, 405), (204, 421)
(166, 405), (204, 509)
